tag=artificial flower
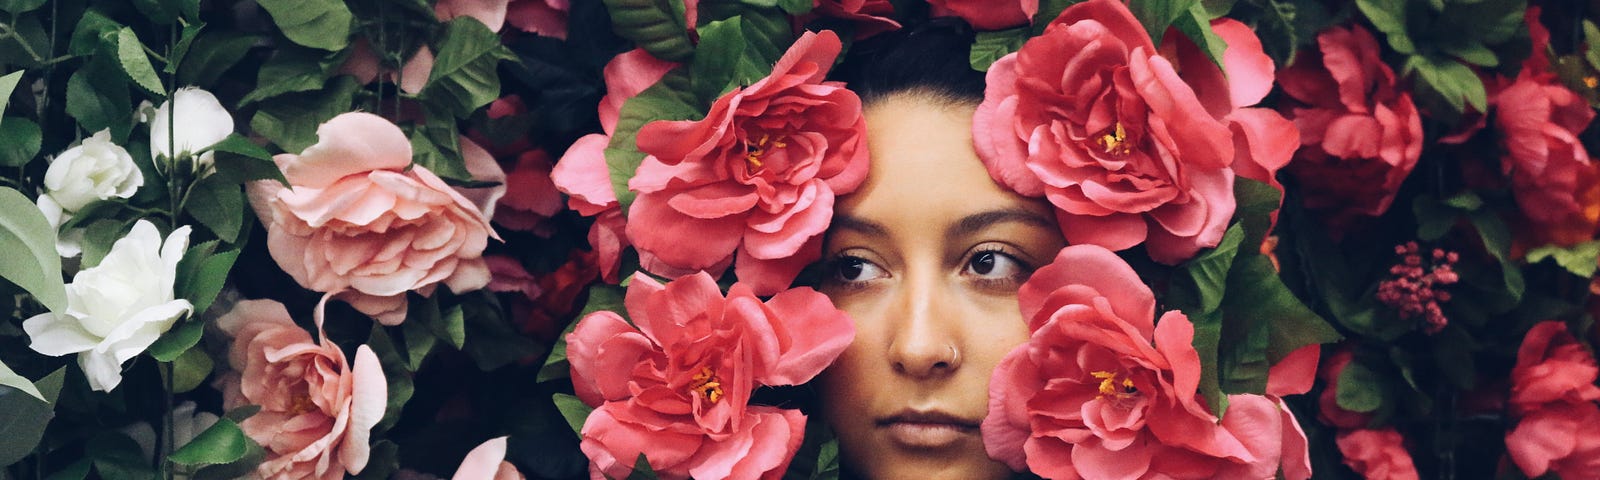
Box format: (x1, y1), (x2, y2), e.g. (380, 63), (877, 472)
(1317, 347), (1376, 429)
(926, 0), (1035, 30)
(552, 48), (678, 283)
(215, 299), (386, 480)
(452, 437), (525, 480)
(1278, 24), (1424, 224)
(983, 244), (1310, 479)
(1509, 321), (1600, 414)
(34, 129), (144, 257)
(23, 220), (191, 391)
(436, 0), (569, 37)
(246, 112), (504, 324)
(1506, 400), (1600, 479)
(974, 0), (1290, 264)
(566, 272), (853, 480)
(147, 87), (234, 169)
(811, 0), (899, 38)
(494, 149), (563, 235)
(629, 30), (869, 294)
(339, 40), (434, 95)
(1335, 428), (1420, 480)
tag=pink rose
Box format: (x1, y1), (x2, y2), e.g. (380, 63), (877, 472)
(1510, 321), (1600, 414)
(247, 112), (504, 325)
(811, 0), (900, 38)
(983, 245), (1309, 479)
(566, 272), (854, 480)
(494, 149), (564, 235)
(1506, 400), (1600, 479)
(339, 39), (434, 95)
(927, 0), (1036, 30)
(1317, 347), (1376, 429)
(1492, 11), (1597, 236)
(485, 254), (542, 300)
(974, 0), (1292, 264)
(1334, 428), (1420, 480)
(628, 30), (869, 294)
(215, 300), (386, 480)
(451, 437), (525, 480)
(552, 48), (679, 283)
(1278, 24), (1424, 222)
(435, 0), (567, 37)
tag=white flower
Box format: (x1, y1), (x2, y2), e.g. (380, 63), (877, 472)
(40, 129), (142, 213)
(24, 220), (193, 391)
(148, 87), (233, 167)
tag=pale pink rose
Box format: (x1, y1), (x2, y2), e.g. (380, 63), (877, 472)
(566, 272), (854, 480)
(1335, 428), (1420, 480)
(338, 39), (434, 95)
(629, 30), (869, 294)
(983, 245), (1309, 479)
(247, 112), (504, 325)
(1278, 24), (1424, 222)
(974, 0), (1292, 264)
(927, 0), (1037, 30)
(494, 149), (563, 235)
(551, 48), (678, 284)
(215, 300), (386, 480)
(452, 437), (525, 480)
(1506, 400), (1600, 479)
(1509, 321), (1600, 414)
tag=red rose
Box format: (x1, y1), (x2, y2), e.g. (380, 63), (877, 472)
(1510, 321), (1600, 414)
(1278, 24), (1424, 222)
(1504, 321), (1600, 479)
(926, 0), (1035, 30)
(628, 30), (869, 294)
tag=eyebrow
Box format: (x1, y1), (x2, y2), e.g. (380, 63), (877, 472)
(829, 208), (1055, 239)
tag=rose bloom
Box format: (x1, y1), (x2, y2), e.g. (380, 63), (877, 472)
(248, 112), (503, 324)
(436, 0), (569, 38)
(35, 129), (144, 257)
(215, 299), (386, 480)
(1335, 428), (1420, 480)
(147, 87), (234, 169)
(1317, 347), (1376, 429)
(983, 244), (1309, 480)
(927, 0), (1035, 30)
(1278, 24), (1424, 223)
(810, 0), (899, 38)
(1506, 400), (1600, 479)
(1509, 321), (1600, 414)
(552, 48), (678, 283)
(1503, 321), (1600, 478)
(493, 149), (563, 235)
(628, 30), (869, 295)
(24, 220), (191, 392)
(565, 272), (853, 480)
(974, 0), (1296, 265)
(450, 437), (524, 480)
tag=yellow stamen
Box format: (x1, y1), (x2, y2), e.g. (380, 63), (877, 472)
(1091, 370), (1137, 399)
(1097, 123), (1132, 156)
(744, 134), (790, 170)
(690, 366), (725, 404)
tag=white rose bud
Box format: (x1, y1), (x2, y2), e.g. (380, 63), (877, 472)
(149, 87), (234, 168)
(40, 129), (142, 212)
(24, 220), (193, 392)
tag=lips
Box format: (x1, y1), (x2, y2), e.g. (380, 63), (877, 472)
(877, 410), (982, 449)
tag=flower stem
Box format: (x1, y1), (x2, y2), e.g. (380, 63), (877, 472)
(159, 360), (175, 480)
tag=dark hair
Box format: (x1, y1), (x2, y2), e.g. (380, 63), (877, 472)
(830, 18), (987, 106)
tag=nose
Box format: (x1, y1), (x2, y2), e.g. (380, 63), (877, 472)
(886, 273), (961, 378)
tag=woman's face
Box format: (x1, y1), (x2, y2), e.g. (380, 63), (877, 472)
(817, 93), (1066, 479)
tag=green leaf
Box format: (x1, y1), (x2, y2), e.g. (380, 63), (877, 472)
(462, 298), (543, 370)
(348, 441), (398, 480)
(43, 459), (91, 480)
(1173, 224), (1245, 315)
(777, 0), (812, 14)
(181, 248), (238, 313)
(148, 319), (203, 362)
(239, 48), (340, 105)
(1431, 326), (1477, 390)
(0, 360), (43, 402)
(1441, 41), (1499, 67)
(540, 284), (625, 382)
(604, 0), (694, 62)
(1189, 309), (1229, 417)
(400, 318), (438, 371)
(0, 115), (41, 167)
(1198, 0), (1236, 18)
(424, 18), (518, 118)
(90, 432), (158, 478)
(607, 68), (700, 211)
(552, 393), (594, 435)
(1218, 294), (1271, 396)
(1226, 254), (1342, 363)
(1406, 55), (1488, 116)
(1129, 0), (1200, 47)
(366, 325), (416, 433)
(970, 27), (1028, 72)
(0, 187), (66, 312)
(68, 10), (121, 57)
(1586, 21), (1600, 72)
(256, 0), (353, 51)
(1467, 210), (1524, 312)
(209, 135), (289, 186)
(169, 418), (249, 466)
(0, 368), (63, 466)
(178, 33), (258, 87)
(1172, 4), (1227, 71)
(66, 59), (135, 140)
(251, 76), (360, 152)
(1335, 358), (1384, 413)
(115, 27), (166, 96)
(0, 70), (21, 116)
(1526, 240), (1600, 278)
(1356, 0), (1413, 54)
(168, 23), (204, 74)
(439, 305), (466, 349)
(79, 219), (131, 269)
(627, 453), (661, 480)
(185, 177), (245, 243)
(0, 0), (45, 13)
(691, 16), (771, 104)
(1234, 178), (1281, 251)
(1444, 191), (1483, 210)
(169, 344), (214, 393)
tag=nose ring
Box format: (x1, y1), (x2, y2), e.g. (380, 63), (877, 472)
(943, 344), (960, 367)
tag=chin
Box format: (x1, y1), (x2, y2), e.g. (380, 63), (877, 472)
(838, 441), (1015, 480)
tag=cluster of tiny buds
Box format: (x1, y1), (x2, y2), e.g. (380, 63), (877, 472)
(1376, 242), (1461, 334)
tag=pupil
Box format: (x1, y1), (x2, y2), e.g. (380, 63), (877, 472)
(839, 258), (864, 280)
(972, 252), (995, 275)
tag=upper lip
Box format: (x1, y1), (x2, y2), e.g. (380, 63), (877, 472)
(877, 409), (981, 429)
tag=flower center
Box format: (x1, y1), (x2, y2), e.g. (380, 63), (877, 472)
(1091, 370), (1137, 399)
(1096, 123), (1132, 156)
(288, 393), (318, 415)
(690, 366), (724, 404)
(744, 133), (787, 171)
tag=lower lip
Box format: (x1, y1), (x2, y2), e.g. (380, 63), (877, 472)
(883, 422), (975, 449)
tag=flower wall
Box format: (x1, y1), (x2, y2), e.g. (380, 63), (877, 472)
(0, 0), (1598, 479)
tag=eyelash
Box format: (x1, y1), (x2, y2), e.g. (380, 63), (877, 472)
(822, 246), (1035, 290)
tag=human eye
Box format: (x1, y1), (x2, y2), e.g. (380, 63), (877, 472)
(827, 254), (888, 286)
(962, 246), (1032, 289)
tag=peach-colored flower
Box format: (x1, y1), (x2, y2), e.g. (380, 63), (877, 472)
(215, 299), (386, 480)
(566, 272), (854, 480)
(983, 245), (1309, 479)
(247, 112), (504, 325)
(1335, 428), (1420, 480)
(629, 30), (869, 294)
(451, 437), (525, 480)
(1278, 24), (1424, 223)
(552, 48), (679, 283)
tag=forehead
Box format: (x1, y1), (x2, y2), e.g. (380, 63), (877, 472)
(837, 94), (1050, 228)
